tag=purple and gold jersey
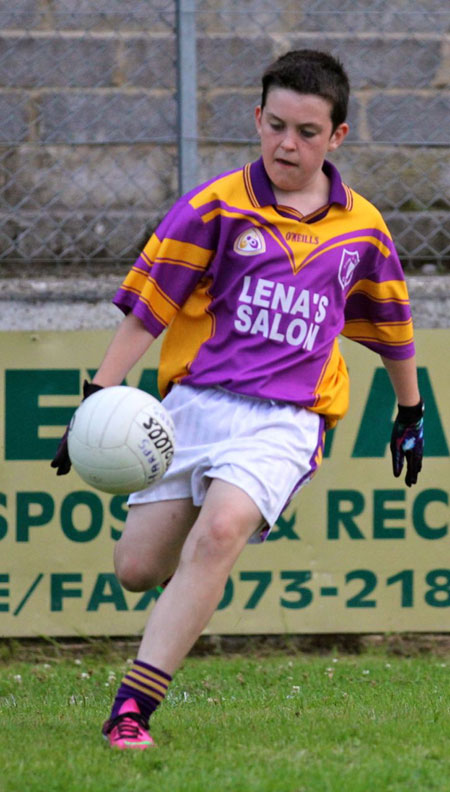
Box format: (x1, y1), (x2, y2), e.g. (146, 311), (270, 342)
(113, 158), (414, 427)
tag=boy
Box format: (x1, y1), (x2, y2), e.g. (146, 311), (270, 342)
(52, 50), (424, 749)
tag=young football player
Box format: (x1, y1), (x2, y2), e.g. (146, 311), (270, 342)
(52, 49), (424, 749)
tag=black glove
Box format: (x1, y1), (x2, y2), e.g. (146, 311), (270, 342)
(390, 399), (424, 487)
(50, 380), (103, 476)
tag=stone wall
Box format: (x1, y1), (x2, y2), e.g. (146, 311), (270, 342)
(0, 1), (449, 274)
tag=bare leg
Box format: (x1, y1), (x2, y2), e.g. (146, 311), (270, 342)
(136, 478), (263, 674)
(114, 497), (200, 592)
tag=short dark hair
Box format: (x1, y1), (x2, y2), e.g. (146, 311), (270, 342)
(261, 50), (350, 130)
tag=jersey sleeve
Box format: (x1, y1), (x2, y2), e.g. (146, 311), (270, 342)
(113, 198), (216, 337)
(341, 232), (415, 360)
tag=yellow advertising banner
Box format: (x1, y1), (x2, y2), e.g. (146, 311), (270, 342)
(0, 329), (448, 637)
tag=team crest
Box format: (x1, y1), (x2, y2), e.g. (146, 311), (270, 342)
(233, 228), (266, 256)
(338, 248), (360, 289)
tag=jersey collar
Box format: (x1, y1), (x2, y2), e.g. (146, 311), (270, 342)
(245, 156), (350, 212)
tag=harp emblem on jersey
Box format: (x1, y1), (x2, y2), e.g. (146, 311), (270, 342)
(338, 248), (360, 289)
(233, 228), (266, 256)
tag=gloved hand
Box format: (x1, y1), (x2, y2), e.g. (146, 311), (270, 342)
(50, 380), (103, 476)
(390, 399), (424, 487)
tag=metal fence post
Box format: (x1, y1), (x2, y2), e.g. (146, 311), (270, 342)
(176, 0), (198, 196)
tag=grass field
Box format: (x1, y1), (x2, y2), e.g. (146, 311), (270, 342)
(0, 641), (449, 792)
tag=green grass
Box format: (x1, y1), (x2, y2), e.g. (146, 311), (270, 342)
(0, 647), (449, 792)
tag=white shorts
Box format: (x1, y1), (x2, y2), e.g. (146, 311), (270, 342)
(128, 385), (325, 539)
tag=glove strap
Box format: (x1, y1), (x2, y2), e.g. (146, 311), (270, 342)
(397, 398), (424, 424)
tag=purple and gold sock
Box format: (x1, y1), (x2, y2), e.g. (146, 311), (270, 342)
(110, 659), (172, 724)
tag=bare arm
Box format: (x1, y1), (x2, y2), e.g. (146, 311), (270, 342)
(381, 355), (420, 406)
(92, 312), (155, 387)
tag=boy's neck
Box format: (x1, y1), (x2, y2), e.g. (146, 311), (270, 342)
(273, 170), (330, 217)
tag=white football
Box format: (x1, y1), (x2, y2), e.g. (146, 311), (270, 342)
(67, 386), (175, 494)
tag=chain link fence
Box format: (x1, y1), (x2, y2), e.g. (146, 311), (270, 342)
(0, 0), (449, 276)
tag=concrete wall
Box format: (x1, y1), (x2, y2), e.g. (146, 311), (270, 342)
(0, 275), (448, 331)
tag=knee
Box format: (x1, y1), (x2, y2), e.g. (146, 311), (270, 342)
(186, 513), (244, 565)
(114, 545), (162, 592)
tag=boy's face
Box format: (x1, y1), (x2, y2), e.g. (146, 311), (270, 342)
(255, 88), (348, 195)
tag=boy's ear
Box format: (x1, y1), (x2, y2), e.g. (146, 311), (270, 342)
(254, 105), (262, 135)
(328, 122), (349, 152)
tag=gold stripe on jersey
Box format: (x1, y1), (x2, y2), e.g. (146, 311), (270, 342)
(143, 235), (213, 272)
(158, 277), (215, 397)
(314, 343), (335, 397)
(120, 277), (179, 328)
(244, 162), (259, 208)
(347, 278), (410, 303)
(277, 204), (304, 220)
(299, 234), (392, 274)
(200, 206), (297, 274)
(119, 268), (179, 314)
(190, 170), (252, 212)
(141, 249), (154, 269)
(310, 339), (350, 429)
(302, 204), (330, 223)
(141, 234), (162, 265)
(119, 265), (150, 295)
(343, 184), (354, 210)
(274, 185), (353, 223)
(342, 318), (414, 347)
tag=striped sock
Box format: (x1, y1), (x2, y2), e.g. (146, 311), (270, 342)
(110, 659), (172, 724)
